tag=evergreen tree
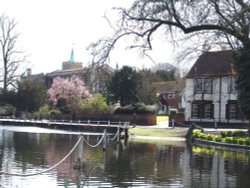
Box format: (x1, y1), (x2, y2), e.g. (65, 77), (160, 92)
(16, 80), (47, 112)
(234, 49), (250, 119)
(107, 66), (138, 106)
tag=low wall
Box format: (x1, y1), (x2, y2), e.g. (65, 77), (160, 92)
(53, 113), (156, 125)
(169, 113), (185, 126)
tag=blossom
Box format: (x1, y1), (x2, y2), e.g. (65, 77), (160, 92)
(47, 75), (92, 105)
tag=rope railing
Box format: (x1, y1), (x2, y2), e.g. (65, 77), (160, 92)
(0, 127), (125, 177)
(83, 132), (106, 148)
(109, 128), (120, 141)
(0, 136), (84, 177)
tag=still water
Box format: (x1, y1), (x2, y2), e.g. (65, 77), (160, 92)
(0, 125), (250, 188)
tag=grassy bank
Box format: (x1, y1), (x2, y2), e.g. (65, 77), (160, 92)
(129, 127), (187, 138)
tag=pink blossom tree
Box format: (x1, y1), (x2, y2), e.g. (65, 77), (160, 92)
(47, 76), (92, 107)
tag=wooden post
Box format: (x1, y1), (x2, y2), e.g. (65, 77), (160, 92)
(103, 129), (107, 151)
(124, 122), (129, 140)
(117, 127), (120, 142)
(75, 135), (83, 169)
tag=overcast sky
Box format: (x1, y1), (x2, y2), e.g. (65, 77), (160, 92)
(0, 0), (177, 74)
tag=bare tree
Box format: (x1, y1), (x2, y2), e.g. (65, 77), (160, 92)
(88, 0), (250, 118)
(88, 0), (250, 63)
(0, 14), (26, 92)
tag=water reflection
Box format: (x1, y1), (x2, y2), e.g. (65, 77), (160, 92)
(0, 126), (250, 187)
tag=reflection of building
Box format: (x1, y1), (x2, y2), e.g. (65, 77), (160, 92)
(184, 50), (246, 126)
(25, 48), (114, 94)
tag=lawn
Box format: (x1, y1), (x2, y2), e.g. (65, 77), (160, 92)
(129, 127), (187, 138)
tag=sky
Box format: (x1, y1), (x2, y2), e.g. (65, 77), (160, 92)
(0, 0), (178, 74)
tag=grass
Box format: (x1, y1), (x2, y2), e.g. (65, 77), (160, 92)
(129, 138), (187, 146)
(129, 127), (187, 138)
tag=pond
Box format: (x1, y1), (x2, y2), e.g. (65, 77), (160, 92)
(0, 125), (250, 188)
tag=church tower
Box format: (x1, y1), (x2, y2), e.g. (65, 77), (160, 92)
(62, 47), (83, 70)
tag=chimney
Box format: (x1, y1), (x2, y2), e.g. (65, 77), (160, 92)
(27, 68), (32, 76)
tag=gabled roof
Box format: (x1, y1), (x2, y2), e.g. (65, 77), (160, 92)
(154, 79), (185, 94)
(186, 50), (235, 78)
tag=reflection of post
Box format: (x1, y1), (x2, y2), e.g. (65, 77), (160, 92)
(76, 170), (82, 188)
(133, 112), (136, 126)
(76, 135), (83, 169)
(103, 143), (107, 169)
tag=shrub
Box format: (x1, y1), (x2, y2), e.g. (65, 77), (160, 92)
(206, 134), (213, 141)
(34, 105), (50, 117)
(214, 136), (222, 142)
(192, 129), (203, 138)
(245, 139), (250, 145)
(232, 130), (248, 137)
(232, 137), (238, 144)
(221, 130), (248, 138)
(114, 103), (155, 114)
(76, 94), (114, 114)
(221, 130), (233, 138)
(238, 138), (246, 145)
(224, 137), (234, 144)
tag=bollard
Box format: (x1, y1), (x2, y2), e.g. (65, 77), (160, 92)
(214, 121), (217, 129)
(172, 119), (175, 128)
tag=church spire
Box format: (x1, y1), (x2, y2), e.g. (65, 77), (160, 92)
(70, 45), (75, 64)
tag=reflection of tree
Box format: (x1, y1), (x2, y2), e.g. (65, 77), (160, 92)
(13, 132), (49, 166)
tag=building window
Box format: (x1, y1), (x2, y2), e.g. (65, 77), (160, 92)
(204, 103), (213, 119)
(191, 103), (199, 118)
(194, 78), (202, 93)
(194, 78), (213, 94)
(191, 101), (213, 119)
(227, 76), (236, 94)
(226, 101), (242, 120)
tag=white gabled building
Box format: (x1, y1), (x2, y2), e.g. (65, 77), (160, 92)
(184, 50), (247, 127)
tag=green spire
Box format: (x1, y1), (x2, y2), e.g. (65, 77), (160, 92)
(70, 47), (74, 63)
